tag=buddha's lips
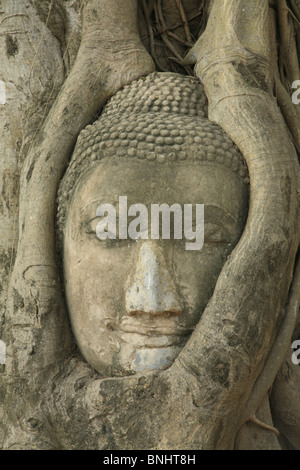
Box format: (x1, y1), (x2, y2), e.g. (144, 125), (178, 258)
(102, 316), (194, 341)
(118, 322), (193, 338)
(117, 330), (190, 349)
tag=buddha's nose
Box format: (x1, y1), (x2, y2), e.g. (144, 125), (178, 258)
(125, 241), (183, 316)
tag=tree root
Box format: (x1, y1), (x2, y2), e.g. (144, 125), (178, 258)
(238, 253), (300, 430)
(276, 0), (300, 153)
(154, 0), (193, 74)
(140, 0), (198, 74)
(8, 0), (155, 377)
(181, 0), (300, 449)
(142, 0), (169, 72)
(249, 414), (280, 437)
(174, 0), (192, 43)
(277, 0), (299, 84)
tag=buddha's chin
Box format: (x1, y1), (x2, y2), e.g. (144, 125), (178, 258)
(97, 346), (183, 376)
(115, 329), (189, 373)
(91, 343), (186, 377)
(111, 339), (186, 376)
(130, 346), (183, 372)
(77, 328), (189, 377)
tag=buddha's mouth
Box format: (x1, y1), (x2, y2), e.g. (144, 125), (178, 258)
(115, 318), (192, 349)
(119, 324), (192, 337)
(119, 316), (193, 337)
(118, 330), (189, 349)
(102, 317), (193, 348)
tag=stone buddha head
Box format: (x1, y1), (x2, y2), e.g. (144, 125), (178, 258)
(57, 72), (249, 377)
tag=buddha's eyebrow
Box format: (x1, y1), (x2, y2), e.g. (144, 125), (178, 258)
(79, 202), (241, 226)
(79, 199), (118, 215)
(178, 205), (240, 227)
(204, 205), (241, 225)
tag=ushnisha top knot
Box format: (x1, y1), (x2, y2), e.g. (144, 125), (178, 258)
(100, 72), (208, 118)
(57, 72), (249, 243)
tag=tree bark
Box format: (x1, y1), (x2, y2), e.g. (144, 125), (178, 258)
(1, 0), (299, 450)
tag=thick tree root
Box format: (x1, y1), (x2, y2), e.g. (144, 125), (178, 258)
(239, 254), (300, 429)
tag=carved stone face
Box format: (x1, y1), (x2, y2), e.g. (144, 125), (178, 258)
(63, 157), (248, 376)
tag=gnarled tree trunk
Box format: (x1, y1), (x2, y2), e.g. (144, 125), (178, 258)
(0, 0), (299, 450)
